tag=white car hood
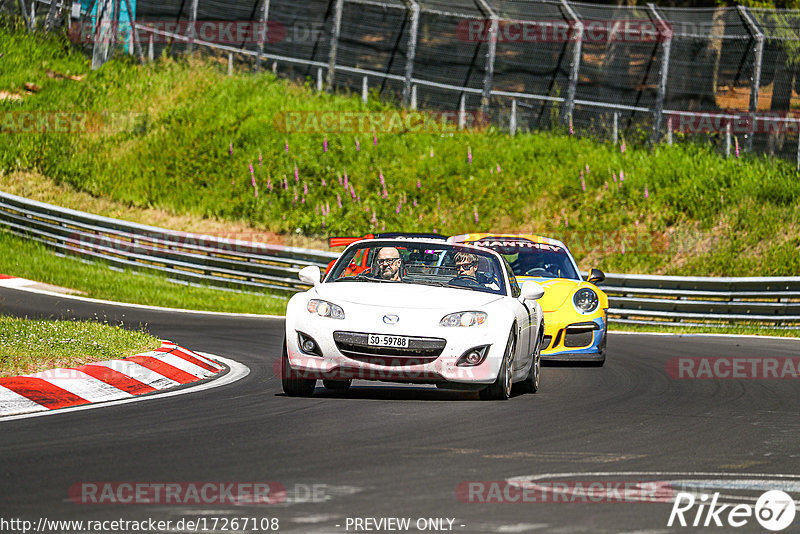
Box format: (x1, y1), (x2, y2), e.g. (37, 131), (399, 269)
(313, 282), (502, 310)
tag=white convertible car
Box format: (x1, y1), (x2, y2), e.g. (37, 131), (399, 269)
(282, 238), (545, 400)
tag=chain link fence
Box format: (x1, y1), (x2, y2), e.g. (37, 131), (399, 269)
(5, 0), (800, 165)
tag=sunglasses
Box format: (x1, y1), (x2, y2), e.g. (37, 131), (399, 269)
(456, 261), (477, 270)
(377, 258), (400, 266)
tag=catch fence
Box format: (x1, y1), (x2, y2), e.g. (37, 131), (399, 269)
(6, 0), (800, 165)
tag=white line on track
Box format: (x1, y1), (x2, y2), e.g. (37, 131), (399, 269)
(0, 279), (284, 318)
(0, 353), (249, 423)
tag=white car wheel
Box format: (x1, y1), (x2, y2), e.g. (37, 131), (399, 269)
(480, 329), (515, 401)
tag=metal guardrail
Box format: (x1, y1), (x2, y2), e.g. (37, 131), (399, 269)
(0, 191), (337, 295)
(599, 273), (800, 329)
(2, 191), (798, 328)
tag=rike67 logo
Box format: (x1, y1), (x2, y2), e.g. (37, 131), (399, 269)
(668, 490), (796, 531)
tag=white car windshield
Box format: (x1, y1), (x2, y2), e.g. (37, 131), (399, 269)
(327, 241), (507, 296)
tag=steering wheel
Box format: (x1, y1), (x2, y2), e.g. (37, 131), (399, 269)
(449, 275), (482, 288)
(525, 268), (550, 277)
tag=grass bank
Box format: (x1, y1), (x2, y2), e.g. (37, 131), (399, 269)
(1, 23), (799, 278)
(0, 315), (160, 377)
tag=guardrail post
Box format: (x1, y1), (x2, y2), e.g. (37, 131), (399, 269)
(410, 84), (417, 110)
(402, 0), (419, 108)
(612, 111), (618, 144)
(739, 5), (763, 153)
(560, 0), (582, 126)
(148, 33), (154, 61)
(648, 3), (672, 144)
(510, 99), (517, 136)
(317, 67), (323, 91)
(255, 0), (271, 72)
(326, 0), (344, 91)
(228, 52), (233, 75)
(186, 0), (199, 54)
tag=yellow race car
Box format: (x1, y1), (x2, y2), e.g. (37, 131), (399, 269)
(449, 234), (608, 365)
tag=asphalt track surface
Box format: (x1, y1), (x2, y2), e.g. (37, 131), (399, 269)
(1, 286), (799, 534)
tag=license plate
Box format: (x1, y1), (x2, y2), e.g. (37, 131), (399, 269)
(368, 334), (409, 348)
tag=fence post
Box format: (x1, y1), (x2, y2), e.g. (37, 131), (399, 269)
(739, 5), (763, 153)
(228, 52), (233, 75)
(16, 0), (31, 30)
(648, 3), (672, 144)
(148, 33), (154, 61)
(326, 0), (344, 91)
(255, 0), (271, 72)
(475, 0), (497, 114)
(317, 67), (323, 91)
(612, 111), (618, 144)
(666, 115), (673, 145)
(186, 0), (199, 55)
(122, 0), (145, 64)
(459, 93), (466, 130)
(44, 0), (60, 32)
(362, 76), (368, 103)
(560, 0), (582, 125)
(796, 120), (800, 170)
(402, 1), (420, 108)
(410, 84), (417, 110)
(726, 121), (731, 157)
(91, 0), (113, 69)
(510, 99), (517, 137)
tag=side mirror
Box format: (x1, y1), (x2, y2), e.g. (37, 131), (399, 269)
(298, 265), (321, 287)
(519, 281), (545, 301)
(588, 268), (605, 284)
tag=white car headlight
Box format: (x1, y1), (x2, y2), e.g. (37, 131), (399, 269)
(307, 299), (345, 319)
(573, 288), (599, 314)
(440, 311), (487, 327)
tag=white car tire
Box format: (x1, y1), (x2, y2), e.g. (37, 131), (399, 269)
(281, 336), (317, 397)
(480, 329), (515, 401)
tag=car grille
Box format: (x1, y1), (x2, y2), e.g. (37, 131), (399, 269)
(563, 322), (597, 348)
(333, 331), (446, 366)
(541, 335), (553, 350)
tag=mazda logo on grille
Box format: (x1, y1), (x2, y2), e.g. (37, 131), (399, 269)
(383, 314), (399, 324)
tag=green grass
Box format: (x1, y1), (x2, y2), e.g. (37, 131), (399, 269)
(609, 322), (800, 339)
(1, 22), (799, 280)
(0, 315), (161, 376)
(0, 230), (288, 314)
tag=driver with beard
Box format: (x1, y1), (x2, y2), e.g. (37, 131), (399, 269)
(375, 247), (403, 281)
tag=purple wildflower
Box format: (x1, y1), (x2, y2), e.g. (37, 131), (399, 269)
(337, 194), (342, 209)
(467, 146), (472, 164)
(229, 142), (233, 155)
(355, 138), (360, 152)
(259, 152), (262, 167)
(569, 116), (574, 135)
(379, 171), (385, 187)
(303, 182), (308, 195)
(416, 179), (421, 189)
(294, 165), (299, 182)
(644, 185), (649, 199)
(580, 170), (586, 192)
(621, 139), (626, 153)
(620, 169), (625, 182)
(284, 140), (289, 154)
(343, 170), (348, 190)
(373, 133), (377, 146)
(473, 207), (478, 223)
